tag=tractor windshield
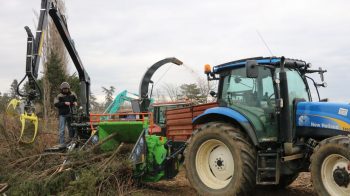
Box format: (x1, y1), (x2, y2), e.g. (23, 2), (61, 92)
(279, 69), (310, 102)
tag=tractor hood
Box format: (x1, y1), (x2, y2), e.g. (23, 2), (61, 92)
(296, 102), (350, 132)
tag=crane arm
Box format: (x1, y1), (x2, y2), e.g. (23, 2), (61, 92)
(104, 90), (140, 114)
(17, 0), (90, 116)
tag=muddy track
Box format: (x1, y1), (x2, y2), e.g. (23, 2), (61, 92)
(140, 170), (316, 196)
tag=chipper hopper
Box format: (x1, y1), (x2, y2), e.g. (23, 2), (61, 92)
(87, 112), (177, 183)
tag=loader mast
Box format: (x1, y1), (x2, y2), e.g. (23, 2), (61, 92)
(18, 0), (90, 116)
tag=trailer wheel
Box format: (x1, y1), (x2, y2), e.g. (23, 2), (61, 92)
(311, 135), (350, 196)
(184, 122), (256, 195)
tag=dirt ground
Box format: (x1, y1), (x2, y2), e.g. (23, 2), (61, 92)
(138, 170), (316, 196)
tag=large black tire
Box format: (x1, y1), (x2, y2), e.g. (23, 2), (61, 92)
(184, 122), (256, 196)
(310, 135), (350, 196)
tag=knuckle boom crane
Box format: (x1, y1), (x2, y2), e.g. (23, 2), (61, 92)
(10, 0), (91, 142)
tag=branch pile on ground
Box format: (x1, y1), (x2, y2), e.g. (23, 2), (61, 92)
(0, 114), (135, 195)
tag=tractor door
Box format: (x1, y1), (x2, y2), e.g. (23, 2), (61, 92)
(276, 68), (310, 140)
(219, 66), (278, 142)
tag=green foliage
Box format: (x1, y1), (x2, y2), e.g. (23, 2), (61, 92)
(0, 93), (11, 113)
(179, 83), (206, 103)
(9, 79), (19, 99)
(46, 51), (68, 108)
(7, 171), (73, 196)
(102, 86), (115, 109)
(41, 51), (80, 110)
(67, 72), (81, 102)
(65, 169), (98, 195)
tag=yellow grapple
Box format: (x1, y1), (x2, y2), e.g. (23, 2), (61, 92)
(6, 99), (38, 144)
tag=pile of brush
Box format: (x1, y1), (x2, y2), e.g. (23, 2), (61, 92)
(0, 114), (136, 195)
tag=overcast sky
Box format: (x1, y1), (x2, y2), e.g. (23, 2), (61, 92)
(1, 0), (349, 102)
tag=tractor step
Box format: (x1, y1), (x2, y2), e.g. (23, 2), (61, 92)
(256, 150), (280, 185)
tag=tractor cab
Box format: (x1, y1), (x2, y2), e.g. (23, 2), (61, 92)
(207, 57), (314, 143)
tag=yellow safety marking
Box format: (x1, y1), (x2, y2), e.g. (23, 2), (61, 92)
(323, 116), (350, 132)
(38, 30), (45, 57)
(6, 99), (39, 144)
(307, 114), (350, 132)
(6, 99), (21, 113)
(19, 112), (39, 144)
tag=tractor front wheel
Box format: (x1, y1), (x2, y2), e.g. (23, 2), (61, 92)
(311, 135), (350, 196)
(184, 122), (256, 195)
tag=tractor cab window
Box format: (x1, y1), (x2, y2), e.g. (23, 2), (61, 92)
(285, 69), (310, 102)
(153, 106), (166, 126)
(221, 66), (274, 108)
(220, 66), (277, 135)
(275, 69), (310, 103)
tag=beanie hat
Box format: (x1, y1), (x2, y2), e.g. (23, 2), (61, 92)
(60, 82), (70, 89)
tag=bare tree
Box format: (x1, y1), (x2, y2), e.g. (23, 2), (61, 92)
(162, 83), (180, 102)
(196, 76), (217, 103)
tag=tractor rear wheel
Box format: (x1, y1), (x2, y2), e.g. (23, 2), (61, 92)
(311, 135), (350, 196)
(184, 122), (256, 195)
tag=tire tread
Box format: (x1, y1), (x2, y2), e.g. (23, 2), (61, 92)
(184, 122), (257, 196)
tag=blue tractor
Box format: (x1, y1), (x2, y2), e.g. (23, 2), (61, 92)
(184, 56), (350, 195)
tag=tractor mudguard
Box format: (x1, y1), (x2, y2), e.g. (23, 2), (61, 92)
(192, 107), (259, 146)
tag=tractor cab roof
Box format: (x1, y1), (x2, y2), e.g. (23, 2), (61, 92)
(213, 56), (308, 73)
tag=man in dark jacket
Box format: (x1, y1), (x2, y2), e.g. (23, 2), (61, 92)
(54, 82), (78, 145)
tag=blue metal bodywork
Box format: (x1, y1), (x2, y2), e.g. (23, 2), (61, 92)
(296, 102), (350, 132)
(213, 58), (281, 73)
(196, 56), (349, 144)
(193, 107), (249, 123)
(193, 107), (259, 146)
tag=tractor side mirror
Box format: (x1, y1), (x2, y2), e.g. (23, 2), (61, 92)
(318, 67), (327, 88)
(209, 91), (217, 97)
(246, 60), (259, 78)
(319, 67), (325, 82)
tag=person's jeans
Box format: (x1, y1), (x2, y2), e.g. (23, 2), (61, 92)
(58, 115), (75, 144)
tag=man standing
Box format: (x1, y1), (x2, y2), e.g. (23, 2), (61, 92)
(54, 82), (78, 145)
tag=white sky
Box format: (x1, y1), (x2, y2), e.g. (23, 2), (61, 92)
(0, 0), (349, 103)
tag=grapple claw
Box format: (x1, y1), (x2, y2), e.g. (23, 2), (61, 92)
(6, 99), (22, 115)
(19, 112), (38, 144)
(6, 99), (38, 144)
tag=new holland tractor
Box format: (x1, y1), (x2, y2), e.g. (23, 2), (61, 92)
(180, 56), (350, 196)
(11, 1), (350, 195)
